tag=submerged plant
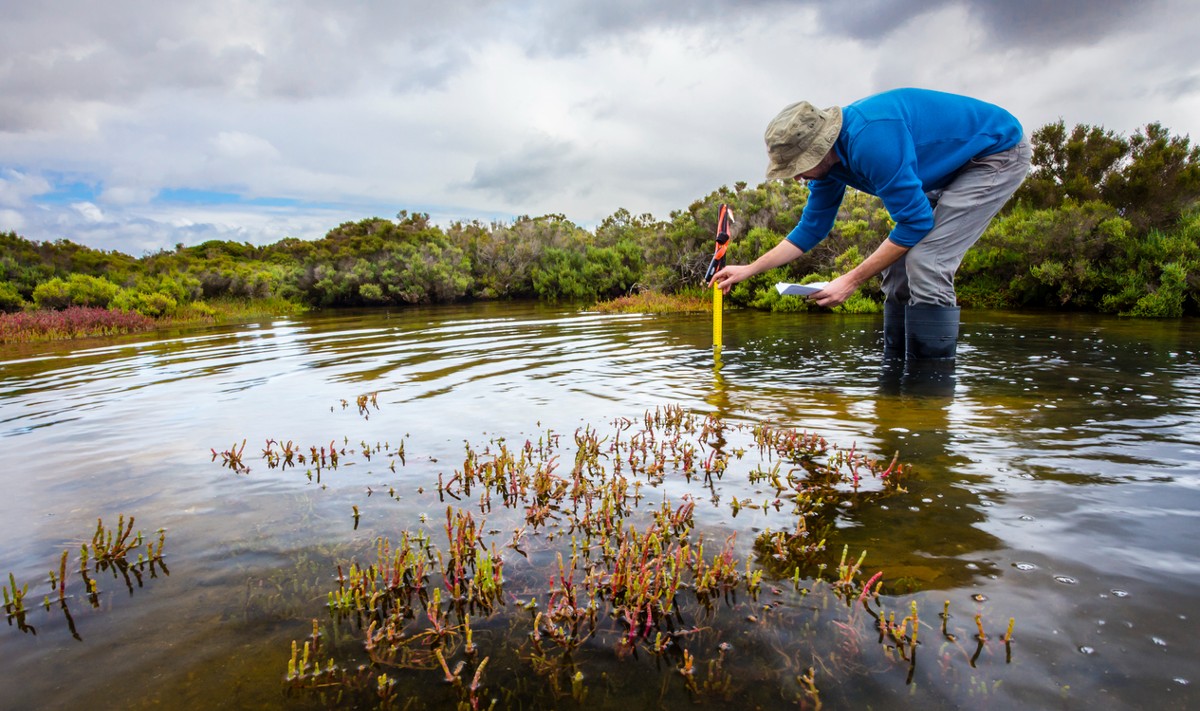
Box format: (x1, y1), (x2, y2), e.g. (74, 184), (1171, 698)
(212, 439), (250, 474)
(90, 515), (142, 566)
(4, 516), (168, 640)
(211, 404), (1010, 708)
(3, 572), (31, 632)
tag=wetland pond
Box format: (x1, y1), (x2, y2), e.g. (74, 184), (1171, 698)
(1, 303), (1198, 710)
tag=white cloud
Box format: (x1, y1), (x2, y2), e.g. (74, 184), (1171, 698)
(210, 131), (280, 161)
(100, 186), (158, 205)
(71, 201), (105, 222)
(0, 209), (26, 231)
(0, 169), (52, 208)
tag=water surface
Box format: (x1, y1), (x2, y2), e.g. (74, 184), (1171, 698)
(1, 303), (1197, 709)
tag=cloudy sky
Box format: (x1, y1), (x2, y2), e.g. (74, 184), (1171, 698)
(2, 0), (1198, 255)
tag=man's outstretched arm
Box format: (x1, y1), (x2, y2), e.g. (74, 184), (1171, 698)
(810, 238), (909, 307)
(710, 239), (805, 294)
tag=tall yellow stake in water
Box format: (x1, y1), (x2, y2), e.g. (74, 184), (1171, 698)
(702, 204), (733, 351)
(713, 284), (723, 349)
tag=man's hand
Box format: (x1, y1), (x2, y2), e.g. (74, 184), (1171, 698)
(709, 264), (756, 294)
(709, 239), (806, 294)
(810, 273), (861, 308)
(811, 239), (912, 307)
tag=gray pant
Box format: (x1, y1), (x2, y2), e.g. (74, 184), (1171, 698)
(881, 138), (1032, 307)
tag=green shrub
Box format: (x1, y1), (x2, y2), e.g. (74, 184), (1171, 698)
(532, 248), (591, 302)
(112, 289), (178, 317)
(582, 240), (644, 298)
(749, 282), (811, 312)
(1126, 261), (1193, 317)
(31, 274), (121, 309)
(0, 281), (26, 312)
(960, 202), (1132, 309)
(31, 278), (72, 309)
(833, 292), (882, 314)
(359, 283), (386, 303)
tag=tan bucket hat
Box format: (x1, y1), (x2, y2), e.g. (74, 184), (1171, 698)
(764, 101), (843, 180)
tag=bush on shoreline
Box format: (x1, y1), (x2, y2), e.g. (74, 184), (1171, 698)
(0, 298), (305, 344)
(0, 306), (155, 343)
(593, 290), (712, 314)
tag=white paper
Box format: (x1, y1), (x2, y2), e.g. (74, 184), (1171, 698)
(775, 281), (828, 297)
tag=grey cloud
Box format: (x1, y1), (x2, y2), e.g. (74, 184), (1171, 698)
(509, 0), (795, 56)
(1158, 72), (1200, 103)
(0, 0), (1178, 118)
(1, 42), (262, 106)
(0, 100), (59, 133)
(813, 0), (952, 40)
(0, 1), (496, 125)
(487, 0), (1161, 58)
(814, 0), (1162, 48)
(968, 0), (1161, 45)
(203, 1), (496, 99)
(1, 13), (264, 133)
(464, 136), (587, 204)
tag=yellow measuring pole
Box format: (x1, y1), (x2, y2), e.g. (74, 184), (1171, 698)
(706, 203), (733, 351)
(713, 284), (723, 348)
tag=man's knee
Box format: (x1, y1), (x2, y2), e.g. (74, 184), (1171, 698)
(903, 252), (957, 306)
(880, 261), (910, 303)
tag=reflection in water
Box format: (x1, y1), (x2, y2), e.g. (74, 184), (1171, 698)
(0, 304), (1197, 709)
(865, 363), (1004, 589)
(707, 347), (732, 418)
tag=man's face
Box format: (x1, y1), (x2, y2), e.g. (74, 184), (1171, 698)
(793, 149), (838, 183)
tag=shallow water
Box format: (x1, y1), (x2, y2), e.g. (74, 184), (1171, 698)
(1, 303), (1197, 709)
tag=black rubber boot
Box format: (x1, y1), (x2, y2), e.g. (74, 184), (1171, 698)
(883, 300), (906, 361)
(905, 304), (960, 361)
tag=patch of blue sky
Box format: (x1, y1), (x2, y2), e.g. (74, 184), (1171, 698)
(154, 188), (345, 210)
(23, 179), (304, 209)
(29, 178), (99, 205)
(244, 196), (303, 208)
(155, 188), (245, 205)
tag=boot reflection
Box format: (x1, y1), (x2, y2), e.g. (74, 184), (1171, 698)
(877, 357), (957, 399)
(859, 354), (999, 593)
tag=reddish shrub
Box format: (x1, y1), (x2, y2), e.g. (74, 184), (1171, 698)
(0, 307), (156, 343)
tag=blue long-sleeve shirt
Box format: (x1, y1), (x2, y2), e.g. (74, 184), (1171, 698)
(785, 88), (1024, 251)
